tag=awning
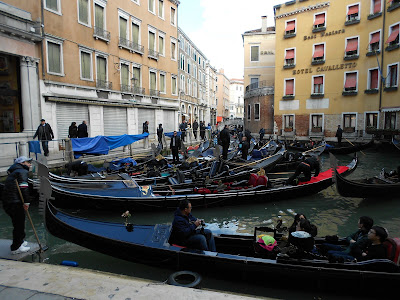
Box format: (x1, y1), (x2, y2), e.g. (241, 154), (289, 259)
(217, 116), (223, 122)
(314, 76), (323, 85)
(313, 44), (324, 58)
(370, 32), (380, 44)
(314, 14), (325, 25)
(347, 4), (359, 15)
(346, 38), (358, 52)
(373, 0), (381, 13)
(386, 27), (399, 43)
(285, 79), (294, 95)
(285, 49), (294, 59)
(285, 21), (295, 32)
(382, 107), (400, 112)
(344, 73), (357, 88)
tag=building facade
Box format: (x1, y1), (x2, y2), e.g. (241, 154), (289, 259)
(242, 16), (276, 134)
(229, 79), (244, 119)
(216, 69), (230, 123)
(206, 63), (217, 125)
(0, 0), (181, 166)
(274, 0), (399, 140)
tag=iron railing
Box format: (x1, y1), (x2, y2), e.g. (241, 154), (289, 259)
(96, 79), (112, 90)
(149, 89), (160, 97)
(93, 27), (111, 41)
(148, 48), (159, 59)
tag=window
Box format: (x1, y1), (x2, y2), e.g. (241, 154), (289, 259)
(347, 4), (360, 22)
(171, 39), (177, 60)
(250, 77), (259, 89)
(96, 55), (108, 84)
(313, 44), (325, 62)
(159, 73), (165, 93)
(158, 0), (164, 18)
(284, 79), (295, 96)
(250, 45), (259, 62)
(345, 37), (359, 57)
(247, 104), (251, 120)
(148, 0), (155, 13)
(79, 49), (92, 80)
(45, 0), (61, 14)
(366, 112), (378, 129)
(180, 74), (185, 92)
(254, 103), (260, 120)
(284, 115), (294, 129)
(171, 7), (176, 26)
(132, 65), (141, 87)
(343, 113), (356, 132)
(94, 2), (105, 29)
(171, 76), (177, 95)
(120, 63), (130, 91)
(158, 33), (165, 56)
(119, 15), (129, 47)
(78, 0), (90, 26)
(313, 76), (324, 94)
(131, 19), (141, 51)
(384, 112), (396, 129)
(369, 31), (381, 52)
(46, 39), (63, 75)
(313, 13), (326, 29)
(371, 0), (382, 14)
(285, 20), (296, 35)
(285, 48), (295, 66)
(311, 115), (323, 131)
(386, 24), (399, 47)
(367, 68), (379, 90)
(344, 72), (358, 91)
(149, 70), (157, 92)
(387, 63), (398, 87)
(180, 54), (185, 70)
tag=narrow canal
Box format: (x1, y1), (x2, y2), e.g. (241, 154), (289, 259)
(1, 145), (399, 299)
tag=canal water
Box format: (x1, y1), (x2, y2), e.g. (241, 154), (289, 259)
(1, 145), (399, 299)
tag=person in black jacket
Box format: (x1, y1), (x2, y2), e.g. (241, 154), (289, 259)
(170, 131), (181, 164)
(170, 200), (216, 251)
(359, 226), (388, 261)
(33, 119), (54, 156)
(157, 124), (163, 147)
(200, 121), (206, 140)
(179, 121), (186, 142)
(142, 121), (149, 134)
(68, 122), (78, 138)
(287, 155), (320, 185)
(192, 120), (199, 140)
(77, 121), (88, 138)
(1, 156), (32, 254)
(219, 125), (230, 160)
(336, 125), (343, 147)
(239, 136), (250, 160)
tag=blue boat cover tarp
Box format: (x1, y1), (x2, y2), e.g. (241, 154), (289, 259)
(164, 131), (182, 138)
(72, 133), (149, 158)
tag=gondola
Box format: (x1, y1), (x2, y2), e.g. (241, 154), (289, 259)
(334, 167), (400, 198)
(44, 199), (400, 296)
(393, 136), (400, 151)
(326, 139), (374, 155)
(40, 155), (358, 211)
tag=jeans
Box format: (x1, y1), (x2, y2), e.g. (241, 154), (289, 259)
(186, 229), (216, 252)
(323, 243), (355, 261)
(41, 140), (49, 156)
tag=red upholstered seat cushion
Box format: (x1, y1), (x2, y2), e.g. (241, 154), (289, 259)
(248, 173), (259, 187)
(298, 166), (349, 185)
(256, 175), (268, 186)
(384, 237), (400, 264)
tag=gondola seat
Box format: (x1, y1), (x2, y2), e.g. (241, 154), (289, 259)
(249, 173), (259, 187)
(384, 238), (400, 265)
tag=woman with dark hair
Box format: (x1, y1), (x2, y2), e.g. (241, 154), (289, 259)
(288, 218), (316, 253)
(288, 213), (318, 237)
(68, 122), (78, 138)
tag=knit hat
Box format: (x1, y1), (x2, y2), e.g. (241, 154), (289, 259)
(15, 156), (33, 164)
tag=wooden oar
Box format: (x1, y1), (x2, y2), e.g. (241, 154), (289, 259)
(15, 179), (44, 253)
(230, 152), (283, 172)
(345, 137), (365, 155)
(260, 140), (271, 150)
(302, 143), (325, 155)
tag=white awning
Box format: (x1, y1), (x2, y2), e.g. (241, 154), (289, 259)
(382, 107), (400, 112)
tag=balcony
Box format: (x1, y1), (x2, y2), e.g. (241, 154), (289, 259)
(149, 89), (160, 97)
(121, 84), (131, 93)
(244, 80), (274, 99)
(93, 27), (110, 43)
(96, 79), (112, 90)
(133, 86), (145, 95)
(148, 49), (159, 60)
(118, 37), (131, 50)
(131, 41), (144, 54)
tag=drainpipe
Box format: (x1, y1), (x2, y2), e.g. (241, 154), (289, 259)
(40, 0), (45, 78)
(378, 0), (387, 113)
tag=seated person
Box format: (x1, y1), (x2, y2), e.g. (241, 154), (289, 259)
(170, 200), (216, 252)
(359, 226), (388, 261)
(288, 213), (318, 237)
(323, 216), (373, 261)
(287, 155), (320, 186)
(288, 219), (316, 253)
(65, 160), (88, 176)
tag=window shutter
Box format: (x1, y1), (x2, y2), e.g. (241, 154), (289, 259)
(313, 44), (324, 58)
(120, 18), (127, 39)
(370, 32), (380, 44)
(47, 0), (58, 11)
(95, 4), (104, 29)
(172, 77), (177, 94)
(149, 32), (155, 50)
(150, 72), (156, 90)
(285, 79), (294, 95)
(386, 26), (399, 43)
(285, 49), (294, 59)
(159, 36), (164, 54)
(97, 56), (106, 82)
(133, 67), (141, 87)
(374, 0), (381, 14)
(370, 69), (379, 89)
(314, 76), (323, 85)
(345, 38), (358, 52)
(347, 5), (359, 15)
(285, 21), (295, 32)
(314, 14), (325, 25)
(121, 64), (129, 86)
(344, 73), (357, 88)
(160, 74), (165, 92)
(251, 46), (259, 61)
(48, 42), (61, 73)
(81, 52), (91, 79)
(171, 42), (176, 59)
(79, 0), (88, 24)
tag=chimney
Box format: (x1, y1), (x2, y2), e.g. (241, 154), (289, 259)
(261, 16), (268, 32)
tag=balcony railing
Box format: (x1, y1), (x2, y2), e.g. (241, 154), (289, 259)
(148, 48), (159, 60)
(119, 37), (131, 49)
(245, 80), (274, 99)
(121, 84), (131, 93)
(133, 86), (145, 94)
(93, 27), (110, 42)
(131, 41), (144, 54)
(96, 79), (112, 90)
(149, 89), (160, 97)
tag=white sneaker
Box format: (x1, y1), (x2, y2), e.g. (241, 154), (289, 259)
(11, 245), (30, 255)
(22, 241), (28, 247)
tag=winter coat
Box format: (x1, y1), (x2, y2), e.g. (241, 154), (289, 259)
(33, 123), (54, 141)
(219, 128), (230, 145)
(2, 163), (30, 205)
(170, 208), (197, 245)
(68, 125), (78, 138)
(170, 135), (181, 149)
(77, 123), (88, 138)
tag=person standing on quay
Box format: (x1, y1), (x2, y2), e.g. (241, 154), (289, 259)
(68, 122), (78, 138)
(143, 121), (149, 134)
(170, 131), (181, 164)
(336, 125), (343, 147)
(1, 156), (32, 254)
(77, 121), (88, 138)
(157, 123), (163, 147)
(192, 120), (199, 140)
(220, 125), (231, 160)
(200, 121), (206, 140)
(33, 119), (54, 156)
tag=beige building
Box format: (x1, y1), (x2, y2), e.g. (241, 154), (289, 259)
(242, 16), (275, 134)
(216, 69), (230, 123)
(229, 79), (244, 119)
(274, 0), (399, 140)
(206, 64), (218, 125)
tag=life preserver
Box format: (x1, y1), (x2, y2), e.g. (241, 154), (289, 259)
(167, 271), (202, 288)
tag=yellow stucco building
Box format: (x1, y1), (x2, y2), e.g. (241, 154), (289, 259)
(274, 0), (399, 140)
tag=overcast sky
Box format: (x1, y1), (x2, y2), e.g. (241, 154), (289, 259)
(178, 0), (279, 80)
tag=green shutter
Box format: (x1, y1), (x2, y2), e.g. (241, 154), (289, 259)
(132, 23), (139, 44)
(251, 46), (259, 61)
(150, 72), (156, 90)
(46, 0), (58, 11)
(97, 56), (106, 82)
(159, 0), (163, 17)
(158, 36), (164, 54)
(121, 64), (129, 86)
(149, 32), (155, 50)
(81, 52), (91, 79)
(48, 42), (61, 74)
(149, 0), (154, 12)
(160, 74), (165, 92)
(120, 17), (127, 39)
(95, 4), (104, 29)
(172, 77), (176, 94)
(78, 0), (88, 24)
(133, 67), (140, 87)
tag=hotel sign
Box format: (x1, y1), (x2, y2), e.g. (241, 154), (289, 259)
(292, 62), (357, 75)
(304, 28), (346, 41)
